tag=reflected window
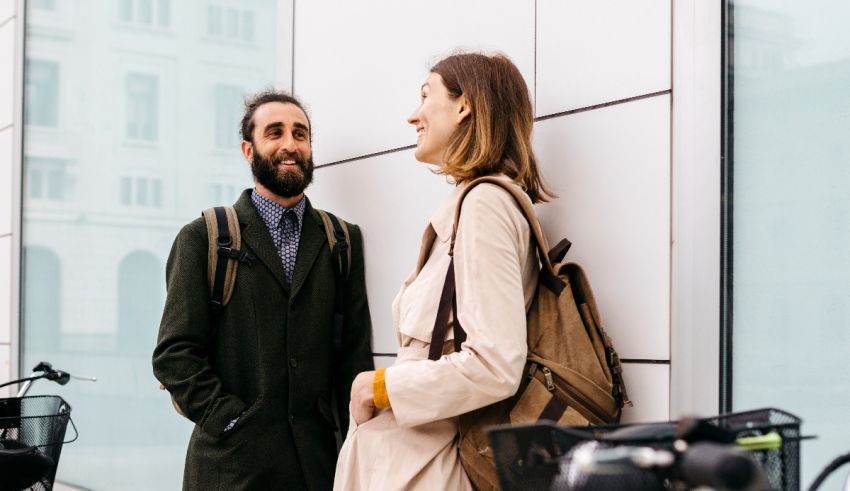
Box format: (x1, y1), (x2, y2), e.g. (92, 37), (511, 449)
(214, 84), (243, 148)
(242, 12), (255, 43)
(207, 3), (255, 43)
(207, 5), (222, 36)
(118, 0), (170, 28)
(25, 60), (59, 127)
(725, 0), (850, 485)
(126, 73), (159, 141)
(26, 157), (70, 201)
(31, 0), (57, 10)
(117, 251), (163, 354)
(210, 183), (238, 204)
(120, 176), (164, 208)
(23, 247), (61, 352)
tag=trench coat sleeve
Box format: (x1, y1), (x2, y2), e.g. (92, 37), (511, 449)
(152, 221), (248, 438)
(385, 186), (530, 427)
(334, 223), (375, 435)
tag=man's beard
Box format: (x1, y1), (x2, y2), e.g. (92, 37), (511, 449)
(251, 148), (314, 198)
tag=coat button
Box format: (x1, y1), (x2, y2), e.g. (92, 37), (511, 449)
(289, 357), (298, 368)
(289, 415), (296, 424)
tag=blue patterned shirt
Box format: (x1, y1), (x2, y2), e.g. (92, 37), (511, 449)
(251, 189), (306, 285)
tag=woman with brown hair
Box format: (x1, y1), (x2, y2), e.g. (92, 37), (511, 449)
(334, 51), (553, 490)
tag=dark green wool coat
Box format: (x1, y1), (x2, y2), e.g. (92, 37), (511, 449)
(152, 190), (374, 491)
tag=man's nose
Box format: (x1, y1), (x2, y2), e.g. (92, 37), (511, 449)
(280, 133), (297, 152)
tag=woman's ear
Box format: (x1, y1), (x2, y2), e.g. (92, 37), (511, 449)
(457, 95), (471, 123)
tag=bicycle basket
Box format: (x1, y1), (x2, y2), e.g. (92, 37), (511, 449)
(0, 396), (74, 491)
(703, 407), (802, 491)
(488, 407), (801, 491)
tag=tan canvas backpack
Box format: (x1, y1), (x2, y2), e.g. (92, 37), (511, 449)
(427, 176), (631, 490)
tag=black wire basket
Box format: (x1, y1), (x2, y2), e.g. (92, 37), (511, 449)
(703, 407), (802, 491)
(0, 396), (75, 491)
(488, 407), (802, 491)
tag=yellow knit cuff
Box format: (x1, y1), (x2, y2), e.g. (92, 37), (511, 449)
(373, 368), (391, 409)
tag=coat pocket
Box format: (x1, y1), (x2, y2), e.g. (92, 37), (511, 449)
(219, 395), (264, 441)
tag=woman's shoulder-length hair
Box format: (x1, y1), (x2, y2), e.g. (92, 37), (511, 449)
(431, 52), (554, 204)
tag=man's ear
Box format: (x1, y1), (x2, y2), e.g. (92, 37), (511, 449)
(457, 95), (471, 123)
(241, 140), (253, 162)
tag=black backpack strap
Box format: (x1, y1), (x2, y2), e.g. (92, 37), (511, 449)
(210, 207), (231, 313)
(202, 206), (251, 315)
(316, 210), (351, 352)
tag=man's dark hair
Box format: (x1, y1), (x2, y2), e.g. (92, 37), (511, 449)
(240, 89), (311, 143)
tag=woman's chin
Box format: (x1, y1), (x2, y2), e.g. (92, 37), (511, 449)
(413, 149), (439, 166)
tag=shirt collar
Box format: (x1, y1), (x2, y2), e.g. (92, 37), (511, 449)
(251, 189), (307, 230)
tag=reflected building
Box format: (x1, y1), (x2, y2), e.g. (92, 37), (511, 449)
(20, 2), (279, 487)
(22, 0), (276, 356)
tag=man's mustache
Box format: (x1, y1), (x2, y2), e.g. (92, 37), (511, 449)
(271, 152), (308, 167)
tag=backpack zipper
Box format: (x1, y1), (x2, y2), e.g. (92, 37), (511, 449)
(533, 363), (611, 423)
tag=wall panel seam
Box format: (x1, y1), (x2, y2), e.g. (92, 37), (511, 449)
(317, 90), (673, 169)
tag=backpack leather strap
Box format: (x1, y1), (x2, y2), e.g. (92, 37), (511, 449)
(429, 177), (563, 359)
(428, 259), (466, 361)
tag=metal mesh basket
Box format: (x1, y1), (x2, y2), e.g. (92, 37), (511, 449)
(0, 396), (74, 491)
(703, 407), (801, 491)
(488, 407), (802, 491)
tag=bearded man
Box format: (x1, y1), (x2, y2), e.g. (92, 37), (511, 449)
(153, 90), (374, 491)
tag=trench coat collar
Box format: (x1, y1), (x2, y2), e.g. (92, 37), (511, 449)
(233, 189), (324, 296)
(428, 173), (519, 244)
(429, 181), (468, 244)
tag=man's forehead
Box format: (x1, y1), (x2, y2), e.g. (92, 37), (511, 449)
(255, 101), (309, 127)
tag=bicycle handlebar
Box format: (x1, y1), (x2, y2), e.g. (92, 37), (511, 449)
(555, 439), (763, 491)
(678, 441), (761, 490)
(0, 361), (97, 396)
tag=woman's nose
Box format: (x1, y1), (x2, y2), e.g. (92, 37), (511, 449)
(407, 110), (419, 126)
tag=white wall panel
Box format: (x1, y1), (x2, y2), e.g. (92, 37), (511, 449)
(0, 19), (14, 128)
(0, 343), (9, 398)
(536, 0), (670, 116)
(0, 1), (13, 26)
(0, 127), (11, 235)
(533, 95), (671, 360)
(620, 362), (669, 423)
(308, 151), (453, 353)
(294, 0), (534, 164)
(0, 236), (8, 345)
(373, 355), (396, 369)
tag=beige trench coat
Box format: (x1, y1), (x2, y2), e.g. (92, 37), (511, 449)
(334, 175), (539, 491)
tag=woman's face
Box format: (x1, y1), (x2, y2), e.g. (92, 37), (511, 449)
(407, 72), (467, 165)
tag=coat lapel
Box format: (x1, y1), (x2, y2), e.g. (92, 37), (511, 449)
(415, 224), (438, 274)
(233, 190), (288, 291)
(289, 199), (325, 299)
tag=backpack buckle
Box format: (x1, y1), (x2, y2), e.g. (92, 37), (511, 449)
(210, 299), (223, 312)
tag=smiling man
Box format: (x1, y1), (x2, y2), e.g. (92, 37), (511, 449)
(153, 90), (374, 490)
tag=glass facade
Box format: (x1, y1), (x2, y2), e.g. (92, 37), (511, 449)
(726, 0), (850, 486)
(21, 1), (280, 488)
